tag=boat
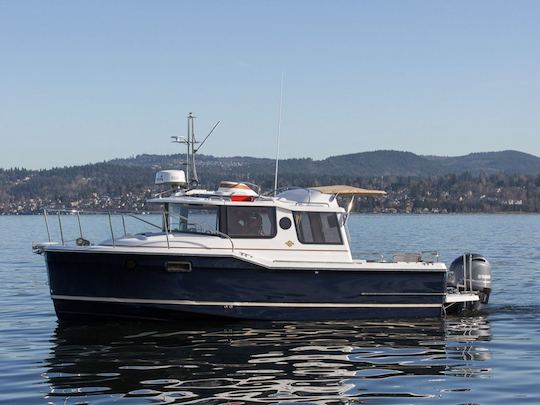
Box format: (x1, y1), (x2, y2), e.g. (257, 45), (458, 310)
(32, 113), (492, 321)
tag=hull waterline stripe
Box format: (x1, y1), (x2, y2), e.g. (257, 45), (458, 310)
(51, 295), (441, 308)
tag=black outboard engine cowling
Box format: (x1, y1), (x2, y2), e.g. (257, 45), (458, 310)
(448, 253), (492, 304)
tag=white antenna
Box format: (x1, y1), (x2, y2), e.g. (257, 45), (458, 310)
(273, 72), (285, 196)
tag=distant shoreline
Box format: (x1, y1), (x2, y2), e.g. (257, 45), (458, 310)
(2, 211), (538, 216)
(2, 150), (539, 215)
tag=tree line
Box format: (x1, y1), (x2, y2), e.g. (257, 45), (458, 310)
(1, 165), (538, 214)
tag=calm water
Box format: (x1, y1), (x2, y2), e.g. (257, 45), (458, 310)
(0, 214), (539, 404)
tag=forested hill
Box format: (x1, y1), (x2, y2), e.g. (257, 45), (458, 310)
(1, 149), (540, 214)
(109, 150), (540, 177)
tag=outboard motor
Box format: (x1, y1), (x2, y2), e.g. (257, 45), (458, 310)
(448, 253), (492, 304)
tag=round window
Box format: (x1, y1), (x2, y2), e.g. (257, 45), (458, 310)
(279, 217), (292, 230)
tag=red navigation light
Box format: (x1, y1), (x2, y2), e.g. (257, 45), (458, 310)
(230, 195), (254, 202)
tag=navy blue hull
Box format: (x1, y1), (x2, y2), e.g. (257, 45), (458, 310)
(45, 251), (446, 321)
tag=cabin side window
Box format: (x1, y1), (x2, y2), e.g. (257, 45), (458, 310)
(168, 204), (219, 234)
(226, 206), (276, 238)
(293, 211), (343, 245)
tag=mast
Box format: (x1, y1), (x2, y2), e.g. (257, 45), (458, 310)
(172, 113), (220, 189)
(188, 112), (199, 187)
(171, 113), (197, 187)
(171, 113), (221, 188)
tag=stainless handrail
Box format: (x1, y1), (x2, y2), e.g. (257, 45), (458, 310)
(462, 253), (468, 292)
(352, 250), (441, 263)
(124, 213), (162, 230)
(294, 201), (331, 207)
(214, 229), (235, 252)
(41, 209), (162, 247)
(41, 208), (235, 252)
(43, 208), (236, 252)
(421, 251), (440, 263)
(108, 212), (115, 247)
(44, 209), (51, 242)
(162, 210), (170, 249)
(353, 251), (385, 262)
(45, 208), (161, 215)
(121, 215), (127, 236)
(167, 211), (234, 252)
(468, 253), (473, 292)
(76, 211), (83, 239)
(57, 211), (64, 245)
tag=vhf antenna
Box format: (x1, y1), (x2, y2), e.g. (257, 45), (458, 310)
(273, 72), (285, 196)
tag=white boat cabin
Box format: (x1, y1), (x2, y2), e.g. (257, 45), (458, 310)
(138, 182), (354, 262)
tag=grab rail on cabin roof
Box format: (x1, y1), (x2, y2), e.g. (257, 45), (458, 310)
(293, 201), (331, 207)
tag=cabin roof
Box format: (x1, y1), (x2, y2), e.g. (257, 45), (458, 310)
(146, 195), (345, 212)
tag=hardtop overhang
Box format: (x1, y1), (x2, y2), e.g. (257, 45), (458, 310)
(146, 195), (346, 213)
(310, 185), (387, 197)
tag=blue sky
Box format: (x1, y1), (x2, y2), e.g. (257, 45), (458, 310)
(1, 0), (539, 169)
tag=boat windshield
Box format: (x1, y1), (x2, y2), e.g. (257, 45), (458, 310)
(168, 204), (219, 235)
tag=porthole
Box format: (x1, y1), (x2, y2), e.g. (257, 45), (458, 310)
(279, 217), (292, 230)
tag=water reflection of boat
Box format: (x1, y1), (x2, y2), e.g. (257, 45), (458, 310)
(33, 113), (492, 321)
(42, 318), (492, 403)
